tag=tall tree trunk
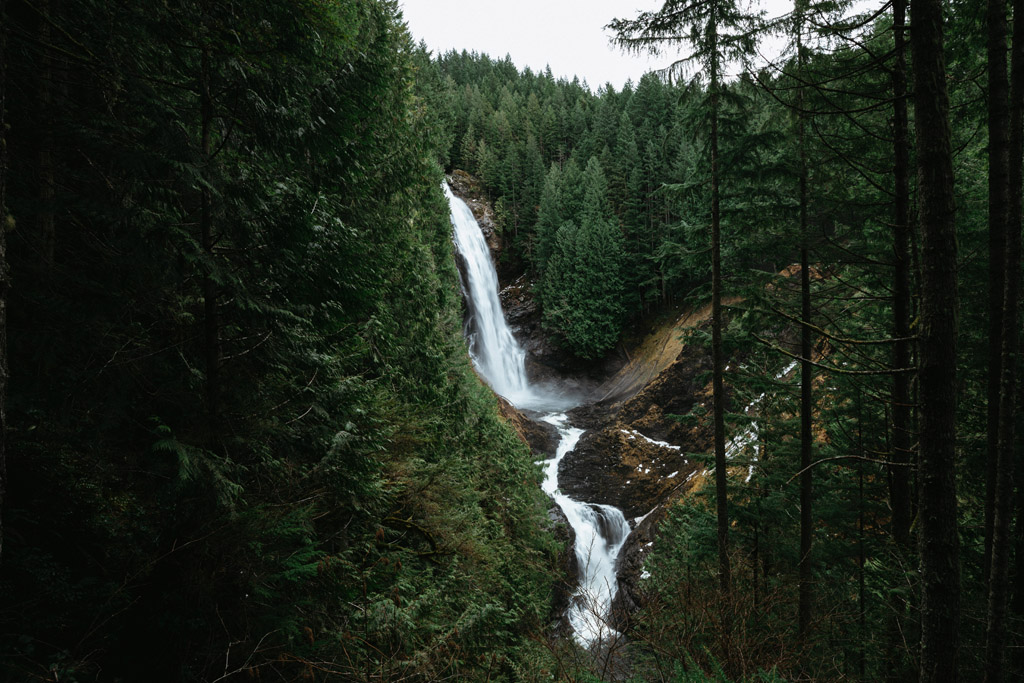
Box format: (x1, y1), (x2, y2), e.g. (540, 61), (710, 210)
(710, 19), (732, 608)
(891, 0), (913, 553)
(857, 400), (867, 679)
(985, 0), (1020, 676)
(1007, 0), (1024, 674)
(986, 0), (1011, 595)
(911, 0), (961, 679)
(797, 39), (814, 640)
(0, 0), (9, 563)
(200, 41), (221, 448)
(889, 4), (914, 677)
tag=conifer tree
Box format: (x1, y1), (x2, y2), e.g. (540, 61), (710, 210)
(0, 0), (7, 563)
(985, 0), (1022, 675)
(535, 162), (565, 273)
(890, 0), (913, 555)
(539, 157), (625, 358)
(985, 0), (1010, 598)
(612, 109), (640, 209)
(784, 0), (817, 640)
(1, 2), (560, 678)
(611, 0), (758, 617)
(911, 0), (961, 678)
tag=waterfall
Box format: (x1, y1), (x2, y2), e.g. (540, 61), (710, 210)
(446, 182), (629, 650)
(446, 184), (570, 413)
(447, 184), (530, 402)
(541, 414), (632, 648)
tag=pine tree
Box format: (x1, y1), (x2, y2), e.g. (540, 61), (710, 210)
(0, 0), (8, 563)
(911, 0), (962, 677)
(611, 0), (759, 624)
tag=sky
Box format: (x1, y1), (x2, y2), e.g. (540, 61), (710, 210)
(398, 0), (797, 91)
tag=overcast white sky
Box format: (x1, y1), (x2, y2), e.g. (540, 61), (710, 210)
(398, 0), (799, 91)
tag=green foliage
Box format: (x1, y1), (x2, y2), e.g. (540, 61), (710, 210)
(537, 158), (627, 358)
(0, 0), (1016, 679)
(0, 1), (559, 680)
(438, 50), (707, 334)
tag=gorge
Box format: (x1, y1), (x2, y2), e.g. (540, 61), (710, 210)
(447, 183), (632, 648)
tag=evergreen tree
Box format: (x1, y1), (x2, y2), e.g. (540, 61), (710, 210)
(0, 0), (7, 563)
(0, 2), (560, 679)
(911, 0), (962, 677)
(611, 0), (759, 630)
(539, 157), (626, 358)
(534, 161), (565, 272)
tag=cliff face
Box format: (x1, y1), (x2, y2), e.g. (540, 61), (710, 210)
(447, 170), (513, 284)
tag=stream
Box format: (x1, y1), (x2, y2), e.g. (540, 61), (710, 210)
(446, 184), (631, 649)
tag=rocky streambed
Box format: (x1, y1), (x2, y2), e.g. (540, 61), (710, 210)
(503, 293), (720, 638)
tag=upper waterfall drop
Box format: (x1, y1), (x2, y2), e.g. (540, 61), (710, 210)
(446, 184), (529, 398)
(445, 183), (572, 412)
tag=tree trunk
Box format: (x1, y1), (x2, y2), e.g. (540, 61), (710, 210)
(1007, 1), (1024, 674)
(986, 0), (1011, 596)
(888, 2), (914, 675)
(709, 17), (732, 608)
(0, 0), (9, 563)
(797, 55), (814, 641)
(891, 0), (913, 552)
(200, 41), (221, 449)
(985, 0), (1020, 676)
(911, 0), (961, 679)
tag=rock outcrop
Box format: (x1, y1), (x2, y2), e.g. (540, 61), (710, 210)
(496, 395), (558, 455)
(557, 425), (696, 521)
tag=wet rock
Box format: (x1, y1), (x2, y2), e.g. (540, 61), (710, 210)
(498, 275), (535, 325)
(618, 337), (716, 452)
(566, 399), (618, 431)
(558, 426), (697, 520)
(496, 396), (559, 455)
(611, 505), (668, 627)
(548, 504), (579, 630)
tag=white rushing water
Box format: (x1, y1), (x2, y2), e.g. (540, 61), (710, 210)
(447, 185), (530, 404)
(446, 183), (629, 649)
(541, 414), (631, 647)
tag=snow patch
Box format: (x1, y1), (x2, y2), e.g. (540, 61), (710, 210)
(776, 360), (799, 379)
(622, 428), (682, 451)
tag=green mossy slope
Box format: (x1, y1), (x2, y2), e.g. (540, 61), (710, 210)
(0, 2), (559, 680)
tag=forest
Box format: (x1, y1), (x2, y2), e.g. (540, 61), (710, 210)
(0, 0), (1016, 681)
